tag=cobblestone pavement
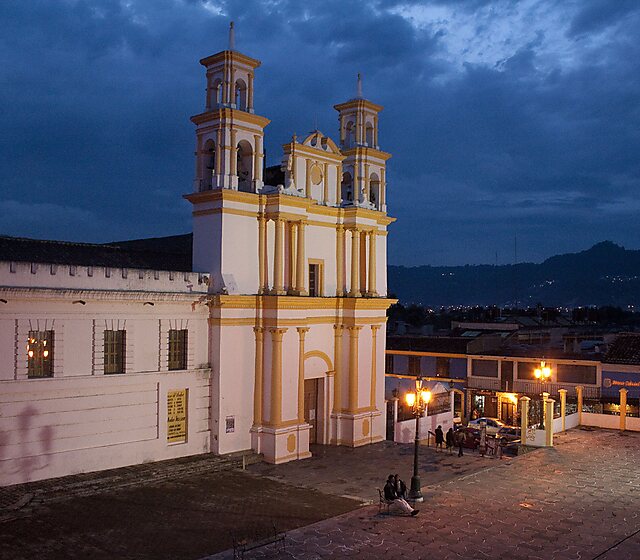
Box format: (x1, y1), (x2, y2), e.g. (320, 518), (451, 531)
(207, 429), (640, 560)
(0, 439), (493, 559)
(249, 440), (500, 502)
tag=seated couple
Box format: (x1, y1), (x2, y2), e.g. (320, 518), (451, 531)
(383, 474), (419, 516)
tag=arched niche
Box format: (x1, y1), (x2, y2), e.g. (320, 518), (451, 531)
(344, 121), (355, 148)
(202, 139), (216, 190)
(369, 172), (380, 209)
(341, 171), (353, 204)
(235, 78), (248, 111)
(237, 140), (253, 192)
(365, 122), (374, 147)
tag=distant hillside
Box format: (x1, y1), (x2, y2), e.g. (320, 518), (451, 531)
(388, 242), (640, 308)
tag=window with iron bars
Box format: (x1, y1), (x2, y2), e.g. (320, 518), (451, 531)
(168, 329), (188, 371)
(104, 330), (126, 374)
(27, 330), (54, 378)
(408, 356), (421, 376)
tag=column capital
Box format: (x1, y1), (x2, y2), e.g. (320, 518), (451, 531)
(296, 326), (310, 338)
(370, 324), (381, 333)
(519, 396), (531, 402)
(347, 325), (364, 334)
(558, 388), (568, 394)
(333, 324), (344, 332)
(268, 327), (288, 338)
(253, 326), (265, 335)
(619, 388), (629, 395)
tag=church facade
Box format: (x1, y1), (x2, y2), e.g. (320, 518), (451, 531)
(0, 33), (395, 484)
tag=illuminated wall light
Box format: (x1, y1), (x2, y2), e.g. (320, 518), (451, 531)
(43, 350), (49, 358)
(28, 350), (34, 358)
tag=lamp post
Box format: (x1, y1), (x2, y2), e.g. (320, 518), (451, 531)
(405, 376), (431, 502)
(533, 361), (552, 429)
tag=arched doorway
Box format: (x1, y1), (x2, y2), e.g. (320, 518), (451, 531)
(303, 351), (333, 444)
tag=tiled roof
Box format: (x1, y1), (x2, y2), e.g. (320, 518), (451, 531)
(0, 234), (193, 272)
(604, 333), (640, 365)
(387, 336), (470, 354)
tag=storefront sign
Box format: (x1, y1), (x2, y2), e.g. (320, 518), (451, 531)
(167, 389), (188, 443)
(602, 372), (640, 398)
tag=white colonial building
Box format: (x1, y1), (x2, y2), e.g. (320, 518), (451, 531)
(0, 29), (395, 485)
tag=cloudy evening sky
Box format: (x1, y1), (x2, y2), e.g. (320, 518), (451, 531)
(1, 0), (639, 266)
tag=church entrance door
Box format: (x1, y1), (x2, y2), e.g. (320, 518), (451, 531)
(304, 379), (319, 444)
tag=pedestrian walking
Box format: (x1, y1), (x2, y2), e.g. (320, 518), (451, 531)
(445, 427), (454, 454)
(455, 428), (464, 457)
(435, 425), (444, 452)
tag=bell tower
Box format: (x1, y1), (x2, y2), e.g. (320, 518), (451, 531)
(334, 74), (390, 211)
(191, 22), (270, 193)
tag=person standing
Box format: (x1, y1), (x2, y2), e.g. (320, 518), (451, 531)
(384, 474), (419, 516)
(445, 427), (454, 454)
(435, 425), (444, 452)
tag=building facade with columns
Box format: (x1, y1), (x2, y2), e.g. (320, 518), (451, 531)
(186, 36), (396, 464)
(0, 32), (396, 485)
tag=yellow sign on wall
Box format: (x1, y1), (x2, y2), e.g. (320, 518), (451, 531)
(167, 389), (188, 443)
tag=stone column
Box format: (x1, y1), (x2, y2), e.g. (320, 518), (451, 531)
(253, 327), (265, 425)
(333, 325), (343, 413)
(297, 328), (310, 424)
(370, 326), (380, 409)
(558, 388), (567, 432)
(296, 221), (306, 294)
(542, 391), (550, 428)
(620, 388), (628, 432)
(288, 222), (296, 294)
(520, 396), (531, 445)
(273, 218), (285, 294)
(253, 134), (262, 186)
(349, 229), (361, 297)
(305, 159), (312, 198)
(336, 163), (343, 203)
(576, 385), (583, 426)
(269, 328), (287, 426)
(230, 129), (237, 177)
(367, 230), (377, 296)
(347, 326), (363, 413)
(323, 162), (329, 202)
(545, 398), (554, 446)
(336, 225), (345, 297)
(258, 216), (267, 293)
(215, 128), (222, 177)
(248, 73), (254, 111)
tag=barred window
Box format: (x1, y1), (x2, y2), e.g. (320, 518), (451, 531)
(408, 356), (421, 376)
(169, 329), (188, 371)
(27, 330), (54, 378)
(104, 330), (126, 374)
(385, 354), (394, 373)
(435, 357), (450, 377)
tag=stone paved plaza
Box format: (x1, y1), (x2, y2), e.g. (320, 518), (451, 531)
(209, 429), (640, 560)
(2, 428), (639, 559)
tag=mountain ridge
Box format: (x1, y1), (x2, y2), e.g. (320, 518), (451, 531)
(388, 241), (640, 308)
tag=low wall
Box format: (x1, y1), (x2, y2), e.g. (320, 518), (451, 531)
(582, 412), (620, 430)
(551, 412), (580, 434)
(395, 411), (454, 444)
(0, 369), (211, 486)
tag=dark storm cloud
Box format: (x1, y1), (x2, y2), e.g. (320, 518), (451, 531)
(1, 0), (639, 265)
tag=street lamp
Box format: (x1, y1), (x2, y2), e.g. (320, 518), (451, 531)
(405, 377), (431, 502)
(533, 361), (552, 429)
